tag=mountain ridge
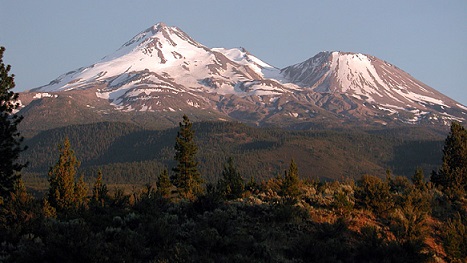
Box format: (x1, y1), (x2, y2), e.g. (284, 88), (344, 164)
(20, 22), (465, 131)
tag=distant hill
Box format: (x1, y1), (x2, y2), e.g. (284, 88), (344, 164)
(20, 121), (445, 186)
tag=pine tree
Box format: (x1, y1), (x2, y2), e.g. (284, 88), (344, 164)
(0, 179), (35, 233)
(281, 159), (301, 198)
(92, 169), (108, 207)
(47, 137), (81, 213)
(412, 167), (427, 191)
(171, 115), (203, 200)
(431, 121), (467, 198)
(245, 176), (258, 193)
(156, 168), (172, 198)
(74, 175), (88, 209)
(218, 157), (244, 200)
(42, 198), (56, 218)
(0, 46), (27, 201)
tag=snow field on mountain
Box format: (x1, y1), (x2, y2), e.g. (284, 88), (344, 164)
(331, 52), (389, 100)
(30, 22), (466, 125)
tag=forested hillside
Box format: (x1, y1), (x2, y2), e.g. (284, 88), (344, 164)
(20, 121), (445, 188)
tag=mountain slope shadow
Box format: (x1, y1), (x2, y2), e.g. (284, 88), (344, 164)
(89, 128), (178, 165)
(387, 140), (443, 176)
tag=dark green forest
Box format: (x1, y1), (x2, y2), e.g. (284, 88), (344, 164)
(20, 120), (445, 189)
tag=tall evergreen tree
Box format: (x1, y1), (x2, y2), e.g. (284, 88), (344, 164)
(47, 137), (82, 212)
(281, 159), (301, 198)
(171, 115), (203, 200)
(156, 168), (172, 198)
(412, 167), (427, 191)
(92, 169), (108, 207)
(0, 179), (35, 236)
(218, 157), (244, 200)
(0, 46), (27, 201)
(431, 121), (467, 197)
(74, 175), (88, 209)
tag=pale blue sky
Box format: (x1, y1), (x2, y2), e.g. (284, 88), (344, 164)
(1, 0), (466, 105)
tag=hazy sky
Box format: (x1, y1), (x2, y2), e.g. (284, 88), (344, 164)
(1, 1), (466, 105)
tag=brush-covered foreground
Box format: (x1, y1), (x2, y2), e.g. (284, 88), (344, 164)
(1, 173), (466, 262)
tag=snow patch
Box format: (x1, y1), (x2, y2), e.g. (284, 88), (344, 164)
(457, 104), (467, 111)
(392, 88), (448, 107)
(187, 100), (200, 108)
(33, 93), (58, 99)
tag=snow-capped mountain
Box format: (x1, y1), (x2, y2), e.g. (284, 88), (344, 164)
(281, 51), (466, 124)
(23, 22), (465, 130)
(33, 23), (291, 112)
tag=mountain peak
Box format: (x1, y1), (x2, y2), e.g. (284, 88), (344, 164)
(281, 50), (466, 124)
(155, 21), (168, 28)
(29, 23), (465, 127)
(148, 22), (176, 35)
(281, 50), (396, 93)
(116, 22), (179, 53)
